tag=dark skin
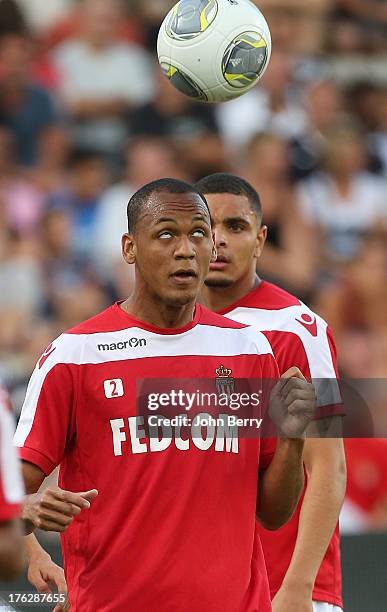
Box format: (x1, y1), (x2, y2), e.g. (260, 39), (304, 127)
(22, 192), (217, 608)
(22, 189), (316, 607)
(121, 191), (216, 328)
(0, 519), (25, 580)
(201, 191), (346, 609)
(202, 193), (267, 311)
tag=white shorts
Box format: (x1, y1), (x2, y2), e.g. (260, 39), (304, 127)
(313, 603), (343, 612)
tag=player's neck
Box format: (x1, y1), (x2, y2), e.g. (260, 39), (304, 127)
(120, 292), (197, 330)
(201, 274), (261, 313)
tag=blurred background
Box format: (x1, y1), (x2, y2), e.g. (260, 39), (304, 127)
(0, 0), (386, 609)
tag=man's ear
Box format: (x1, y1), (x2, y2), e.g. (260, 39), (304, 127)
(122, 233), (136, 264)
(255, 224), (267, 259)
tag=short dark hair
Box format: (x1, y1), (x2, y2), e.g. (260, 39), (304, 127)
(127, 178), (210, 233)
(194, 173), (262, 220)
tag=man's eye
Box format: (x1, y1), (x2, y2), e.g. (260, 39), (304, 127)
(192, 229), (206, 237)
(159, 231), (173, 239)
(229, 224), (243, 232)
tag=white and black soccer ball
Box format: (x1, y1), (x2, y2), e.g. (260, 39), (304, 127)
(157, 0), (271, 103)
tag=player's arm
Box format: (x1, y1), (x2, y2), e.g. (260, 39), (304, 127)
(21, 458), (96, 606)
(257, 367), (316, 530)
(0, 396), (26, 580)
(15, 344), (97, 602)
(273, 433), (346, 609)
(257, 438), (305, 530)
(272, 324), (346, 612)
(0, 519), (25, 580)
(22, 461), (97, 534)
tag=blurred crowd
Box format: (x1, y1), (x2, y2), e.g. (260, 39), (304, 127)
(0, 0), (386, 532)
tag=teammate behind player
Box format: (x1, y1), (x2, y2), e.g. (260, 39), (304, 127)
(0, 384), (25, 580)
(16, 179), (316, 612)
(196, 173), (346, 612)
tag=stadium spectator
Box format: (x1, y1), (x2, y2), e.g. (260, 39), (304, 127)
(216, 49), (306, 150)
(0, 229), (43, 315)
(369, 87), (387, 179)
(48, 149), (109, 261)
(14, 0), (73, 35)
(256, 0), (331, 54)
(0, 0), (27, 37)
(39, 209), (93, 312)
(130, 68), (227, 180)
(0, 128), (46, 235)
(38, 0), (143, 53)
(92, 136), (187, 291)
(0, 223), (44, 390)
(51, 0), (154, 160)
(292, 80), (346, 180)
(27, 124), (71, 196)
(0, 33), (58, 166)
(347, 82), (383, 133)
(314, 230), (387, 377)
(297, 125), (387, 271)
(132, 0), (175, 50)
(332, 0), (387, 53)
(241, 132), (317, 299)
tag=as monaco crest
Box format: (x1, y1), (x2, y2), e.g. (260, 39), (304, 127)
(215, 365), (235, 398)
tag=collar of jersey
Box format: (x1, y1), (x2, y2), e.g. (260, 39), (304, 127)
(114, 302), (202, 335)
(215, 281), (266, 316)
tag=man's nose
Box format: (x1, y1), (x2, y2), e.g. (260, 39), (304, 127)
(174, 235), (196, 259)
(213, 228), (227, 248)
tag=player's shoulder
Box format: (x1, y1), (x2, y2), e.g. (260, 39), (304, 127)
(237, 281), (330, 332)
(261, 282), (329, 326)
(199, 306), (274, 357)
(34, 304), (134, 371)
(247, 281), (302, 310)
(199, 305), (248, 330)
(65, 303), (133, 336)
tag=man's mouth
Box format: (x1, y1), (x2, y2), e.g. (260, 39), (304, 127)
(170, 269), (198, 284)
(209, 255), (230, 271)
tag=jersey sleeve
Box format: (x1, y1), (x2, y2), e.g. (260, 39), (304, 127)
(14, 346), (77, 476)
(0, 396), (24, 522)
(315, 326), (344, 419)
(264, 321), (344, 420)
(259, 350), (279, 470)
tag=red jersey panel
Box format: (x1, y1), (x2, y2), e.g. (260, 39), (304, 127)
(15, 304), (279, 612)
(345, 439), (387, 514)
(0, 385), (24, 521)
(218, 281), (343, 608)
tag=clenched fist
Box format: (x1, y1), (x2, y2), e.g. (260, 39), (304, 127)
(269, 367), (316, 438)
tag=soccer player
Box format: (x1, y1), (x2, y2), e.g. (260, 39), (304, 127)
(15, 179), (316, 611)
(196, 173), (346, 612)
(0, 383), (25, 580)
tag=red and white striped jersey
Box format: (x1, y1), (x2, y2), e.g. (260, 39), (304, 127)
(218, 280), (343, 608)
(0, 384), (24, 522)
(15, 303), (279, 612)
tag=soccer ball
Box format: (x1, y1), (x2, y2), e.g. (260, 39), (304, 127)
(157, 0), (271, 103)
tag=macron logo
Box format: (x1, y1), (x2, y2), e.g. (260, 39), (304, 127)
(38, 343), (56, 369)
(98, 338), (146, 351)
(295, 313), (318, 337)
